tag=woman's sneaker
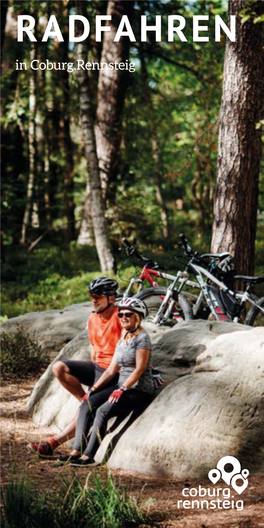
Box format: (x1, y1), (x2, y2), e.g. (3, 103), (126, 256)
(28, 438), (58, 458)
(53, 453), (81, 467)
(58, 453), (80, 463)
(70, 457), (96, 467)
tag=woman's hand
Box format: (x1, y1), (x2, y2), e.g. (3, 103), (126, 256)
(109, 388), (124, 403)
(152, 368), (165, 388)
(81, 388), (92, 401)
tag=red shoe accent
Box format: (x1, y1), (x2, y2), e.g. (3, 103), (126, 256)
(28, 439), (58, 457)
(49, 438), (59, 449)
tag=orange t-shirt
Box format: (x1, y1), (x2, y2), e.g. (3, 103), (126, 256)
(88, 308), (122, 369)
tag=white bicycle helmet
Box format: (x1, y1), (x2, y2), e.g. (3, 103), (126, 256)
(117, 297), (148, 319)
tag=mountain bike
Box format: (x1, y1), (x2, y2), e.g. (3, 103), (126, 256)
(132, 236), (234, 325)
(118, 238), (195, 323)
(153, 234), (264, 327)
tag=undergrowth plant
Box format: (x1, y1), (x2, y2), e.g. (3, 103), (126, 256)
(1, 471), (148, 528)
(1, 473), (53, 528)
(0, 327), (47, 380)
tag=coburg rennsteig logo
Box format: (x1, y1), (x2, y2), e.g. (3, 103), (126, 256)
(178, 456), (249, 511)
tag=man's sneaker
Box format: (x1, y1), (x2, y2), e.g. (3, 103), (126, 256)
(28, 438), (58, 458)
(70, 457), (96, 467)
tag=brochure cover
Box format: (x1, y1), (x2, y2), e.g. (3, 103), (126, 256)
(1, 1), (263, 526)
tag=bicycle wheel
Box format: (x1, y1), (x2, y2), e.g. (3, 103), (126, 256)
(135, 287), (194, 324)
(244, 297), (264, 327)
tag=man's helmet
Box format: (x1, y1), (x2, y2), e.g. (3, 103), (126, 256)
(89, 277), (119, 296)
(117, 297), (148, 319)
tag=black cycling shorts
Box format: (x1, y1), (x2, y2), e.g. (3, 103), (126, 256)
(62, 359), (119, 388)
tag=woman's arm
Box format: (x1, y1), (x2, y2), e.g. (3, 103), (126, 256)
(91, 356), (119, 393)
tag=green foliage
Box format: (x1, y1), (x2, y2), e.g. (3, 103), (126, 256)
(2, 472), (146, 528)
(57, 473), (145, 528)
(1, 0), (227, 252)
(1, 0), (263, 302)
(1, 244), (100, 317)
(2, 222), (264, 317)
(1, 232), (215, 317)
(2, 272), (94, 316)
(0, 327), (47, 379)
(1, 473), (52, 528)
(239, 0), (264, 24)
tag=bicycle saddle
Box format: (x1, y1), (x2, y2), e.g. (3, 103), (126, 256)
(201, 252), (232, 261)
(234, 275), (264, 284)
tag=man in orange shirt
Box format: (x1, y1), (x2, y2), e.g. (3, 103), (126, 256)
(29, 277), (122, 458)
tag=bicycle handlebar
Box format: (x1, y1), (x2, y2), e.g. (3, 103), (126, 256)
(122, 238), (132, 249)
(178, 235), (235, 283)
(122, 238), (145, 262)
(122, 238), (163, 270)
(179, 234), (200, 260)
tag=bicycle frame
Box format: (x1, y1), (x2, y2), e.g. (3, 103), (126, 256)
(152, 270), (190, 324)
(189, 263), (231, 321)
(123, 268), (161, 295)
(123, 266), (182, 296)
(122, 264), (198, 321)
(189, 263), (264, 322)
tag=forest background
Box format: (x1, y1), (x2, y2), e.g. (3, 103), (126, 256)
(1, 0), (263, 320)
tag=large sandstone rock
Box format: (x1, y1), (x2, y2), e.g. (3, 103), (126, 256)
(108, 327), (264, 477)
(27, 330), (91, 429)
(1, 303), (92, 354)
(150, 319), (250, 379)
(27, 319), (249, 433)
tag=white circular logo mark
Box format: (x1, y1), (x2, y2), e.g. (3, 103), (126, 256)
(208, 456), (249, 495)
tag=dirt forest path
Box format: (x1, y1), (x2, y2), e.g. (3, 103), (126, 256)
(1, 377), (264, 527)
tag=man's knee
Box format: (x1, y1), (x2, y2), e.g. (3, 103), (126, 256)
(52, 361), (69, 379)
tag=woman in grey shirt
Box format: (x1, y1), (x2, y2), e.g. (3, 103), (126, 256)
(70, 297), (155, 467)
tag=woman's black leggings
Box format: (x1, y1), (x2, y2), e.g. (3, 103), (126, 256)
(74, 387), (153, 457)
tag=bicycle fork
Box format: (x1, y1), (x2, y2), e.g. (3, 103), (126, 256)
(153, 273), (188, 325)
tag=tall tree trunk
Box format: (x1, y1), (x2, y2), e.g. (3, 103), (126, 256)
(76, 9), (114, 271)
(76, 1), (98, 246)
(40, 4), (52, 227)
(60, 0), (75, 242)
(152, 136), (169, 244)
(140, 50), (169, 246)
(43, 139), (51, 225)
(211, 0), (263, 275)
(1, 0), (8, 70)
(77, 180), (95, 245)
(20, 33), (38, 244)
(95, 0), (134, 202)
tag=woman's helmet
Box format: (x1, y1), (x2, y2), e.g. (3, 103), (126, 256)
(117, 297), (148, 319)
(89, 277), (119, 296)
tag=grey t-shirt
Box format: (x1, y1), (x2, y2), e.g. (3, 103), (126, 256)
(114, 331), (155, 394)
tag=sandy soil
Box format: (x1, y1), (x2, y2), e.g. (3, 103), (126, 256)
(1, 377), (264, 527)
